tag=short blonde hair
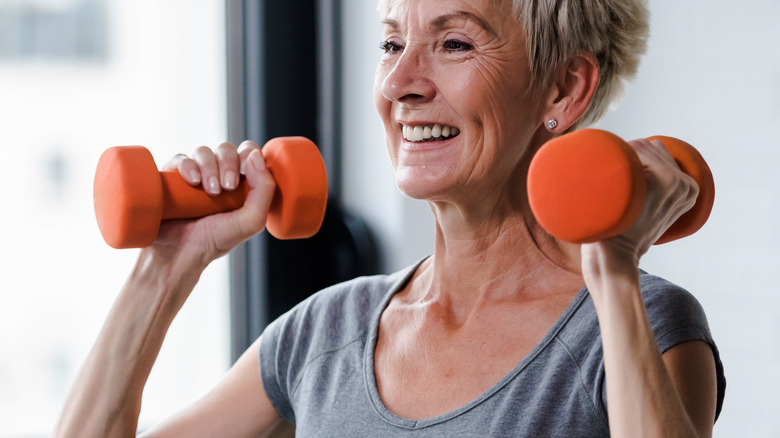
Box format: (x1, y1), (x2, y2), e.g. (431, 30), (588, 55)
(376, 0), (649, 130)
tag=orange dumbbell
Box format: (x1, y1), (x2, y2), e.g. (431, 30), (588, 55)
(93, 136), (328, 249)
(527, 129), (714, 244)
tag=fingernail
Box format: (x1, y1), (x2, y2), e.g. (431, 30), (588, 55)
(208, 176), (220, 194)
(189, 170), (201, 184)
(224, 171), (237, 189)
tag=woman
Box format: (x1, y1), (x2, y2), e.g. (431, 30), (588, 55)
(55, 0), (725, 436)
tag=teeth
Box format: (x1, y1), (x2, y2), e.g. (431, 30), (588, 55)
(402, 123), (461, 142)
(413, 126), (423, 141)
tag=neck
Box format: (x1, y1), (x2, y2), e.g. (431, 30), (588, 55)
(411, 200), (583, 323)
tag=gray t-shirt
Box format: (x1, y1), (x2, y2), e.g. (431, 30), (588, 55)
(259, 261), (725, 437)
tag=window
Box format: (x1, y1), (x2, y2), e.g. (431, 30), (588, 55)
(0, 0), (229, 434)
(0, 0), (108, 61)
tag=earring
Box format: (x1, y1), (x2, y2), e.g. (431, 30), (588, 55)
(546, 119), (559, 130)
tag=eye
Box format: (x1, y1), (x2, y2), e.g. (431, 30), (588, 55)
(379, 40), (403, 54)
(442, 39), (473, 52)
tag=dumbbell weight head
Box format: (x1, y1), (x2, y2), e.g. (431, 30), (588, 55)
(263, 137), (329, 240)
(527, 129), (647, 244)
(94, 146), (166, 248)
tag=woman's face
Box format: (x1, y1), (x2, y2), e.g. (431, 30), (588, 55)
(374, 0), (546, 203)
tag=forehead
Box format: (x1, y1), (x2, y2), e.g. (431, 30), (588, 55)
(381, 0), (515, 34)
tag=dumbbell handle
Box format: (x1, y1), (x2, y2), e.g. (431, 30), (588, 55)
(158, 170), (248, 220)
(527, 129), (715, 245)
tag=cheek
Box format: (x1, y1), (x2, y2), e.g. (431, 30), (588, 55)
(373, 68), (398, 165)
(373, 69), (387, 118)
(456, 66), (538, 179)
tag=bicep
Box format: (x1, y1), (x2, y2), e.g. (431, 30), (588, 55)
(140, 337), (294, 438)
(662, 340), (718, 438)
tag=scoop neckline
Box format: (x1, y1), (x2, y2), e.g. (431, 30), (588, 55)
(362, 259), (589, 430)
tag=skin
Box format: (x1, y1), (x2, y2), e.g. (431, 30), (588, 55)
(53, 0), (718, 436)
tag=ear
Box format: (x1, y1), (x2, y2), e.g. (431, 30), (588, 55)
(542, 52), (600, 133)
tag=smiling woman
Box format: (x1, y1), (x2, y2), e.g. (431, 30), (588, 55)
(52, 0), (725, 437)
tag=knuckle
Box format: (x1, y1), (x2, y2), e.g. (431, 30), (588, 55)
(216, 141), (237, 156)
(237, 140), (261, 155)
(193, 145), (214, 157)
(238, 139), (260, 149)
(162, 153), (189, 171)
(257, 174), (277, 193)
(193, 146), (218, 170)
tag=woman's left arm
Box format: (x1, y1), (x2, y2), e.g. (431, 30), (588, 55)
(581, 138), (718, 438)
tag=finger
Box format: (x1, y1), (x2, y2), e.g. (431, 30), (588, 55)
(628, 139), (681, 195)
(162, 154), (202, 186)
(193, 146), (221, 195)
(641, 138), (680, 170)
(237, 140), (262, 175)
(632, 139), (698, 199)
(646, 138), (700, 212)
(233, 148), (277, 238)
(215, 142), (240, 190)
(627, 139), (699, 238)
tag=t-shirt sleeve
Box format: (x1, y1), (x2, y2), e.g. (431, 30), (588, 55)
(639, 274), (727, 420)
(259, 315), (297, 425)
(255, 271), (407, 428)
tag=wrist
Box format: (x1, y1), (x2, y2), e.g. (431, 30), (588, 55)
(126, 246), (207, 313)
(580, 242), (640, 304)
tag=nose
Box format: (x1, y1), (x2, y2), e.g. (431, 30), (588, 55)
(380, 48), (436, 105)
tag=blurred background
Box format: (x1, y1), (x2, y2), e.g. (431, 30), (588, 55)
(0, 0), (229, 434)
(0, 0), (777, 436)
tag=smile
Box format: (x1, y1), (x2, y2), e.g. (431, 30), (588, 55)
(402, 123), (461, 142)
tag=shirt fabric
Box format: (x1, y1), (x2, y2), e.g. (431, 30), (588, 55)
(259, 260), (726, 437)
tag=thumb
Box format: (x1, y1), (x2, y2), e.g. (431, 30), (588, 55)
(232, 148), (277, 239)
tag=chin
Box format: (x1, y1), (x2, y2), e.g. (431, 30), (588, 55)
(394, 165), (455, 201)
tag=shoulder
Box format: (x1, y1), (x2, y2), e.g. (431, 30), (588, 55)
(637, 272), (714, 352)
(638, 272), (726, 421)
(555, 273), (716, 376)
(552, 271), (712, 354)
(259, 262), (419, 372)
(258, 263), (419, 423)
(557, 272), (724, 420)
(266, 265), (413, 349)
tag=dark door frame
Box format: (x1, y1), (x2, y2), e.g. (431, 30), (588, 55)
(225, 0), (354, 363)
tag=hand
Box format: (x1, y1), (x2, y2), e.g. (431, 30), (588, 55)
(580, 138), (699, 280)
(153, 140), (277, 263)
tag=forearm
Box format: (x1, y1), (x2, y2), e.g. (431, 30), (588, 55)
(53, 248), (206, 438)
(584, 246), (699, 438)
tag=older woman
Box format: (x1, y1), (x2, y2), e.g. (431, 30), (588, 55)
(55, 0), (725, 436)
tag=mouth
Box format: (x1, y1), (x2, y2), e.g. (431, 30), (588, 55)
(401, 123), (461, 143)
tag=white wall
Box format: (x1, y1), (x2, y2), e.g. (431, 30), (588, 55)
(596, 2), (780, 436)
(341, 1), (780, 436)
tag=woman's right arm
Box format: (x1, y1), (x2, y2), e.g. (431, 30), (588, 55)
(52, 142), (285, 437)
(140, 337), (295, 437)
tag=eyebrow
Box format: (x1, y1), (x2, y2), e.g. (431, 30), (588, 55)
(382, 11), (498, 38)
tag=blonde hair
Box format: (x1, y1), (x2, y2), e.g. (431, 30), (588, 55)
(376, 0), (649, 130)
